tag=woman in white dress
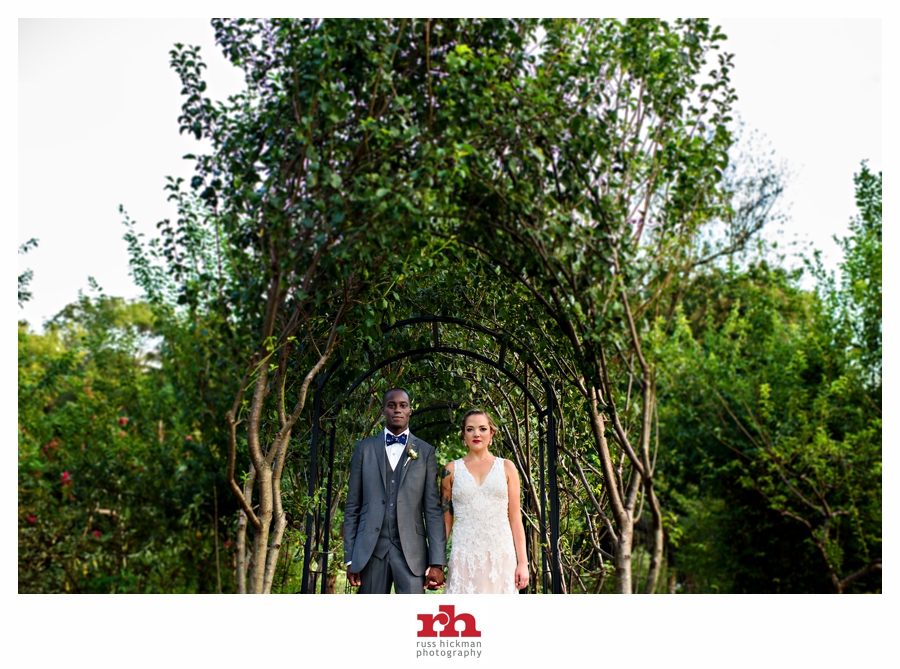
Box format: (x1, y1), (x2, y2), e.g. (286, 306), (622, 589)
(442, 409), (529, 594)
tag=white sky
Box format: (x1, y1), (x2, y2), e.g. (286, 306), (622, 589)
(17, 19), (882, 330)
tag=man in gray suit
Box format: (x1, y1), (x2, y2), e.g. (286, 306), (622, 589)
(344, 388), (446, 593)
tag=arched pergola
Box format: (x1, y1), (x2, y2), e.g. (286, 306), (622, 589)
(298, 316), (564, 593)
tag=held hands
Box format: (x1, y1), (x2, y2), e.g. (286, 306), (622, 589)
(515, 563), (529, 590)
(345, 564), (443, 590)
(425, 565), (446, 591)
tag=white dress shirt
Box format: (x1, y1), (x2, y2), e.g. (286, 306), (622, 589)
(385, 427), (411, 471)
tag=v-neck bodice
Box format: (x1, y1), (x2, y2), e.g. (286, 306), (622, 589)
(458, 457), (500, 488)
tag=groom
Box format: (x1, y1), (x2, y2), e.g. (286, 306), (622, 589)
(343, 388), (446, 593)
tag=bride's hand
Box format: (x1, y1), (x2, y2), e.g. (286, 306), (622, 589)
(515, 563), (529, 590)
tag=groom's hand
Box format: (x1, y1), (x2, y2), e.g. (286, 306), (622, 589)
(346, 565), (361, 587)
(425, 566), (445, 590)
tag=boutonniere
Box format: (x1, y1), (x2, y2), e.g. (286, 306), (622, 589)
(405, 447), (418, 466)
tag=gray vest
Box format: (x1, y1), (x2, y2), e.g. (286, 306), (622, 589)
(373, 445), (404, 558)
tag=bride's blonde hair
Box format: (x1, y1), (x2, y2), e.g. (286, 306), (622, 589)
(459, 409), (498, 436)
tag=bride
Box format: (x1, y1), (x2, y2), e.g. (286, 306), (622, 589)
(441, 409), (529, 594)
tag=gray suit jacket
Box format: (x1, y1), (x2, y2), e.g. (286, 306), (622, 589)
(343, 432), (446, 576)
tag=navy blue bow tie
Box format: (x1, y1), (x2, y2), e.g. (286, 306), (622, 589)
(386, 433), (408, 446)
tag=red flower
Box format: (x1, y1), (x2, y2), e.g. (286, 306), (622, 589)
(91, 415), (97, 420)
(185, 435), (192, 441)
(118, 417), (129, 426)
(48, 440), (58, 448)
(225, 540), (230, 549)
(93, 530), (101, 538)
(118, 431), (126, 438)
(27, 516), (37, 524)
(61, 471), (72, 485)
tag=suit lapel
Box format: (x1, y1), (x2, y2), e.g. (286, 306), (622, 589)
(396, 434), (415, 489)
(373, 434), (386, 488)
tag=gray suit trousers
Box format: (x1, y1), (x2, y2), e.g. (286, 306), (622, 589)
(358, 543), (425, 594)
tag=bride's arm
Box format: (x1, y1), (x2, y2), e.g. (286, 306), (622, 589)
(505, 460), (530, 590)
(441, 461), (455, 540)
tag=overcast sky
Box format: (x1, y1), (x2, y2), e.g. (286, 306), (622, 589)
(17, 19), (882, 330)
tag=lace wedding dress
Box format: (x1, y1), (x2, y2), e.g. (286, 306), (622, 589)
(445, 457), (518, 594)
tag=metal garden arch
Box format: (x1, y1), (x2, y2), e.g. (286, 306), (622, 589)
(298, 316), (563, 594)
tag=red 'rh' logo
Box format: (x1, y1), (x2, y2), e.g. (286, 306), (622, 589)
(417, 605), (482, 637)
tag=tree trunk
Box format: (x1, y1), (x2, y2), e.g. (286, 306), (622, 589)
(614, 517), (633, 594)
(586, 392), (637, 594)
(643, 489), (664, 593)
(235, 467), (256, 594)
(261, 437), (290, 594)
(248, 465), (274, 594)
(260, 510), (287, 593)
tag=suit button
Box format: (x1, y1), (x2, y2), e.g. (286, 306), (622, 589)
(391, 479), (395, 484)
(382, 500), (385, 504)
